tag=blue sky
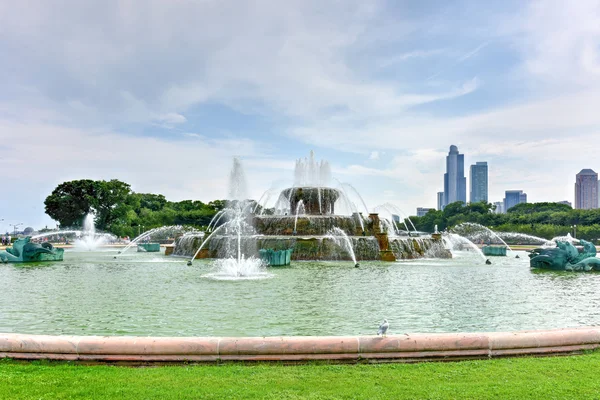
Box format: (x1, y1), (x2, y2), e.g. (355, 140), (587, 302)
(1, 0), (599, 231)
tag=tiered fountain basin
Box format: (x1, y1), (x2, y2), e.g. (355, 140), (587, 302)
(173, 184), (450, 262)
(184, 234), (447, 261)
(2, 327), (599, 363)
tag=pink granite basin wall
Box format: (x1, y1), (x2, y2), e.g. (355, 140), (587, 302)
(1, 327), (599, 363)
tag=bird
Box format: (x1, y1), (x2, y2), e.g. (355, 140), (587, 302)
(377, 319), (389, 336)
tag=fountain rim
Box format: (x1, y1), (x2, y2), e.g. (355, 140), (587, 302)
(1, 327), (597, 363)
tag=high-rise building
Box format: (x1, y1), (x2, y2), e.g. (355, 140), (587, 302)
(574, 169), (598, 209)
(417, 207), (435, 217)
(443, 145), (466, 208)
(493, 201), (504, 214)
(504, 190), (527, 212)
(470, 161), (488, 203)
(437, 192), (444, 211)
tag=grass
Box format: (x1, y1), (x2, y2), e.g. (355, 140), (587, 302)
(2, 353), (600, 399)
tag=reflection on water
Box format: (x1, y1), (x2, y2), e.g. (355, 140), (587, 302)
(1, 249), (599, 337)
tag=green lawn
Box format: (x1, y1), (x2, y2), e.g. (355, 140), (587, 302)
(2, 353), (600, 399)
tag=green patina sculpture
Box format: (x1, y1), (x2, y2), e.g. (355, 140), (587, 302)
(482, 245), (507, 256)
(0, 237), (64, 263)
(529, 239), (598, 271)
(137, 243), (161, 252)
(259, 248), (293, 266)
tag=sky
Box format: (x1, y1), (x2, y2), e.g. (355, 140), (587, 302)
(1, 0), (600, 231)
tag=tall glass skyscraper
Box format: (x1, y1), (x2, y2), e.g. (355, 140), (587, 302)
(574, 169), (598, 209)
(443, 145), (466, 208)
(470, 161), (488, 203)
(504, 190), (527, 212)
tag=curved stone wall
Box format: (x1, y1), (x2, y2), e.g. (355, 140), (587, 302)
(1, 328), (598, 363)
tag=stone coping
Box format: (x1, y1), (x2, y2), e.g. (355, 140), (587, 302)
(1, 327), (599, 363)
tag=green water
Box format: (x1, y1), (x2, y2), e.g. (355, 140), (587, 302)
(1, 249), (599, 337)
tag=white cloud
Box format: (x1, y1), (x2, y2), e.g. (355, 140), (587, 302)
(156, 113), (187, 125)
(369, 151), (380, 160)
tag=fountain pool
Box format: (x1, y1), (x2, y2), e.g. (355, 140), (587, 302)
(2, 248), (600, 337)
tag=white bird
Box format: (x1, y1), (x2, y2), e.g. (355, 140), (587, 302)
(377, 319), (389, 336)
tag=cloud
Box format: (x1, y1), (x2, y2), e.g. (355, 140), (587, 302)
(427, 42), (489, 80)
(156, 113), (187, 125)
(369, 151), (380, 160)
(377, 48), (447, 68)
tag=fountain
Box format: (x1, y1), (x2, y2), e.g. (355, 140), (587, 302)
(325, 227), (360, 267)
(116, 225), (188, 256)
(28, 214), (116, 251)
(73, 213), (116, 251)
(451, 222), (514, 257)
(188, 158), (269, 279)
(442, 233), (489, 263)
(174, 151), (449, 263)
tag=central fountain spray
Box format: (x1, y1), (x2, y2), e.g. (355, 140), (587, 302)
(188, 158), (269, 279)
(73, 213), (116, 251)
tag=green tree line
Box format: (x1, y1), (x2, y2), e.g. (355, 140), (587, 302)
(44, 179), (226, 237)
(409, 201), (600, 241)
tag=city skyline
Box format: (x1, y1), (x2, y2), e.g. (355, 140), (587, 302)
(1, 1), (600, 229)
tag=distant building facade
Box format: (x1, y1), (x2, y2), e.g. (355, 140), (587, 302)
(504, 190), (527, 212)
(417, 207), (435, 217)
(470, 161), (488, 203)
(493, 201), (504, 214)
(442, 145), (466, 208)
(557, 200), (572, 208)
(574, 169), (598, 209)
(437, 192), (444, 211)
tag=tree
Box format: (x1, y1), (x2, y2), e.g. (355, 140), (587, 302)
(44, 179), (132, 230)
(92, 180), (132, 230)
(44, 180), (98, 227)
(507, 202), (572, 214)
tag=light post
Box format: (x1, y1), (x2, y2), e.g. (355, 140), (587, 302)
(9, 223), (23, 236)
(571, 224), (577, 238)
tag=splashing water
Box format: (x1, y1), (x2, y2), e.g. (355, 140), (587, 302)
(74, 213), (117, 251)
(443, 233), (488, 263)
(451, 223), (515, 255)
(203, 256), (270, 280)
(293, 200), (305, 234)
(117, 225), (187, 255)
(294, 150), (331, 187)
(191, 158), (271, 279)
(325, 227), (358, 266)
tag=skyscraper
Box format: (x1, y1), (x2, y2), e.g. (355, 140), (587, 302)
(417, 207), (435, 217)
(574, 169), (598, 209)
(443, 145), (466, 208)
(504, 190), (527, 211)
(493, 201), (504, 214)
(437, 192), (444, 211)
(470, 161), (488, 203)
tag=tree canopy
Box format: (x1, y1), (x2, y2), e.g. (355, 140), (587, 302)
(44, 179), (226, 237)
(409, 201), (600, 241)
